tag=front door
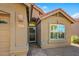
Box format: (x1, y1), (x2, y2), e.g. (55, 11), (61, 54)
(29, 27), (36, 42)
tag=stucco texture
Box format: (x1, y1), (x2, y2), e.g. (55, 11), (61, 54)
(0, 3), (28, 56)
(40, 13), (72, 48)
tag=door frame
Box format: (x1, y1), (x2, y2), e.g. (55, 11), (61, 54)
(29, 26), (36, 43)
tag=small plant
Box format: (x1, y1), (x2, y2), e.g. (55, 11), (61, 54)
(71, 35), (79, 44)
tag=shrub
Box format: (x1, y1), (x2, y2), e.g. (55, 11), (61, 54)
(71, 35), (79, 44)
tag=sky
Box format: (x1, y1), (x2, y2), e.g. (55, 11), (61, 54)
(35, 3), (79, 18)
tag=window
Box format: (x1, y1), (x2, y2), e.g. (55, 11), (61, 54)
(0, 19), (7, 24)
(50, 24), (65, 40)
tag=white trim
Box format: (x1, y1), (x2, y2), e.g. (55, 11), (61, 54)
(49, 24), (65, 40)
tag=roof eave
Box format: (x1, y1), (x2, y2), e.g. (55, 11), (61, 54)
(40, 9), (75, 24)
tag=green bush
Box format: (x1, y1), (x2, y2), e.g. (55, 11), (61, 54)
(71, 35), (79, 44)
(73, 38), (79, 44)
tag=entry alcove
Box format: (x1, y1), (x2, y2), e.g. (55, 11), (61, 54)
(29, 21), (36, 43)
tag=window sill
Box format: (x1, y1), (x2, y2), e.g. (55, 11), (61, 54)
(50, 39), (65, 40)
(48, 39), (66, 44)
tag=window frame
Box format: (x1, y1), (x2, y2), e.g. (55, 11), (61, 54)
(49, 24), (65, 40)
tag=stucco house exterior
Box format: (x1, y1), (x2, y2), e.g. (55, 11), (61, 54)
(0, 3), (33, 56)
(37, 9), (75, 48)
(72, 19), (79, 36)
(0, 3), (76, 56)
(0, 3), (45, 56)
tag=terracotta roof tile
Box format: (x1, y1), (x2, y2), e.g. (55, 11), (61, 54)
(40, 8), (75, 23)
(33, 4), (45, 14)
(40, 8), (61, 17)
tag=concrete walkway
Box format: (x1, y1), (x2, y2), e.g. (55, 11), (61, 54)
(30, 47), (47, 56)
(44, 46), (79, 56)
(28, 45), (79, 56)
(28, 43), (47, 56)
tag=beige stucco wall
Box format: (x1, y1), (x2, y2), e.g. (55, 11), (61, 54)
(71, 21), (79, 36)
(0, 3), (28, 55)
(40, 15), (72, 48)
(36, 23), (41, 46)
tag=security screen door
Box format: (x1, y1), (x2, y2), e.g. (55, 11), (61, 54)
(29, 27), (36, 42)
